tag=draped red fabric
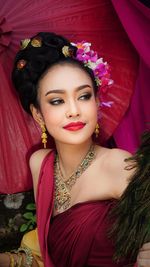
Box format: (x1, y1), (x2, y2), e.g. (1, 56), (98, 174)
(111, 0), (150, 152)
(48, 201), (132, 267)
(0, 0), (138, 193)
(0, 62), (41, 193)
(36, 151), (55, 267)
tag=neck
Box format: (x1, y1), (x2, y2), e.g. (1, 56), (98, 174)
(55, 139), (93, 179)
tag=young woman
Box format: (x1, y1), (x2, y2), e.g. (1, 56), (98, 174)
(1, 32), (150, 267)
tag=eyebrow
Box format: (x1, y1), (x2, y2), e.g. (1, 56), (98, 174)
(45, 84), (92, 96)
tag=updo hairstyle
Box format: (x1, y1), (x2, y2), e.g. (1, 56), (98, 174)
(12, 32), (98, 114)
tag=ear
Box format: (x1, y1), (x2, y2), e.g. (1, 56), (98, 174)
(30, 104), (44, 126)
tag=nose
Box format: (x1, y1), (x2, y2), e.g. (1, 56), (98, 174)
(66, 100), (80, 118)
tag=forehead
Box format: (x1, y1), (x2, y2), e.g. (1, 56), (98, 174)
(38, 64), (93, 92)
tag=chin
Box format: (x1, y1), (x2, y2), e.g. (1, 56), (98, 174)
(56, 135), (93, 146)
(52, 127), (95, 146)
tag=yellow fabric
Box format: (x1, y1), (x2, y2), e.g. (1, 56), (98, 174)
(21, 228), (44, 267)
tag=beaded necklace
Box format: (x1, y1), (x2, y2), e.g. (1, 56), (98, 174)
(54, 144), (95, 213)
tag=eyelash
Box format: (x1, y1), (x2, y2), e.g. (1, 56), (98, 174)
(79, 93), (92, 100)
(49, 93), (92, 105)
(49, 99), (64, 105)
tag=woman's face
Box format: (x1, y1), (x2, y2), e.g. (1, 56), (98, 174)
(35, 64), (98, 146)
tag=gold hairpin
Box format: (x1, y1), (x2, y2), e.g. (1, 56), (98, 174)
(62, 45), (74, 57)
(20, 36), (42, 50)
(31, 37), (42, 47)
(20, 39), (30, 50)
(17, 59), (27, 70)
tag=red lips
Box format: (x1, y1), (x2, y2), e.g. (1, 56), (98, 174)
(63, 122), (86, 131)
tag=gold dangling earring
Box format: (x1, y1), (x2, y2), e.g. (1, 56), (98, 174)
(95, 123), (100, 138)
(41, 124), (47, 148)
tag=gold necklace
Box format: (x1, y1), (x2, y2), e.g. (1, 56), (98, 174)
(54, 144), (96, 213)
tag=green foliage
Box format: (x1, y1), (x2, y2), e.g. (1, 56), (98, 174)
(20, 203), (36, 233)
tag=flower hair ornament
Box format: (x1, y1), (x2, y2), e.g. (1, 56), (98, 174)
(62, 41), (114, 108)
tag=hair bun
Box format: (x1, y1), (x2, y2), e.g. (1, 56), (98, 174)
(37, 32), (70, 50)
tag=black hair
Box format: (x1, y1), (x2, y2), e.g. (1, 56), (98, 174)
(109, 131), (150, 263)
(12, 32), (98, 114)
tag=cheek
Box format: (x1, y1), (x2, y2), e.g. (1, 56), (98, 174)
(40, 104), (62, 127)
(87, 102), (98, 121)
(45, 110), (62, 126)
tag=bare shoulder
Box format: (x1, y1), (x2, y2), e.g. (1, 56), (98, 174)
(97, 147), (135, 198)
(29, 149), (51, 171)
(108, 148), (132, 166)
(29, 148), (52, 199)
(96, 146), (132, 165)
(109, 148), (135, 197)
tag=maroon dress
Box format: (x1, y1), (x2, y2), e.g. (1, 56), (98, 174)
(37, 151), (135, 267)
(48, 200), (131, 267)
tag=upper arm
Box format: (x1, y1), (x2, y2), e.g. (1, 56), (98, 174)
(29, 149), (51, 200)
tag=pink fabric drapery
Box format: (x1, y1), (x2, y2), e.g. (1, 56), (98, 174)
(112, 0), (150, 153)
(0, 0), (139, 193)
(0, 63), (41, 193)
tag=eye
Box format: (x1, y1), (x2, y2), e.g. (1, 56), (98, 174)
(49, 98), (64, 105)
(79, 93), (92, 101)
